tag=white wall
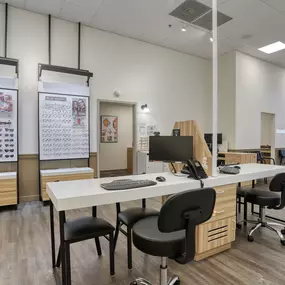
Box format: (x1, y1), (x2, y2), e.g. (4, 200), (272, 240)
(235, 51), (285, 149)
(218, 52), (236, 149)
(100, 102), (133, 171)
(0, 5), (212, 155)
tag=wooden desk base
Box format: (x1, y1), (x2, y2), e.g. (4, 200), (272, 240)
(162, 184), (236, 261)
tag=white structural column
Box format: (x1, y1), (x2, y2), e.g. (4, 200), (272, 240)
(212, 0), (218, 176)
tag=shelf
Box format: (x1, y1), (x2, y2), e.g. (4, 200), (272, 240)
(38, 63), (93, 85)
(0, 57), (19, 77)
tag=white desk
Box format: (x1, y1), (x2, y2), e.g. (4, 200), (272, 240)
(47, 163), (285, 285)
(47, 164), (285, 211)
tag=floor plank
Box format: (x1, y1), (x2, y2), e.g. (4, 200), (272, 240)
(1, 189), (285, 285)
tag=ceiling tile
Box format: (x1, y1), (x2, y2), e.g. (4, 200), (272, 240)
(59, 2), (96, 23)
(25, 0), (64, 16)
(261, 0), (285, 13)
(65, 0), (104, 10)
(1, 0), (25, 8)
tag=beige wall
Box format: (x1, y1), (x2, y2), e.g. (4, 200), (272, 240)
(100, 103), (133, 171)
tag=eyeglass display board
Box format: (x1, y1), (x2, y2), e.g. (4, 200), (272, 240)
(0, 88), (18, 162)
(39, 92), (90, 161)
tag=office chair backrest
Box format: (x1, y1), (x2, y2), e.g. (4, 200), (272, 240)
(269, 173), (285, 210)
(158, 188), (216, 264)
(256, 151), (263, 161)
(279, 150), (285, 158)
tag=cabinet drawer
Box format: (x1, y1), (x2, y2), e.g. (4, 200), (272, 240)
(214, 186), (236, 207)
(0, 191), (17, 206)
(41, 173), (94, 201)
(0, 179), (17, 194)
(209, 200), (236, 223)
(196, 216), (236, 254)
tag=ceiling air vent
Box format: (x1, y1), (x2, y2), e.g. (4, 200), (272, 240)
(169, 0), (233, 31)
(192, 9), (232, 30)
(170, 0), (211, 24)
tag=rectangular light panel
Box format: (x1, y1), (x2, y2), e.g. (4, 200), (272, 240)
(258, 41), (285, 54)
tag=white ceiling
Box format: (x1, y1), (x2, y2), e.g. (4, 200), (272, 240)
(2, 0), (285, 68)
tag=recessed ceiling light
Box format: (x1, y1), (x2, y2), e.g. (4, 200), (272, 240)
(210, 37), (213, 42)
(258, 41), (285, 54)
(181, 27), (187, 32)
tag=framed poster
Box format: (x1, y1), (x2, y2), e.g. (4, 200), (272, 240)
(39, 92), (89, 160)
(101, 115), (118, 143)
(0, 89), (18, 162)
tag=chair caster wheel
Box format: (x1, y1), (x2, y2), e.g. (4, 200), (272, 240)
(281, 240), (285, 246)
(169, 277), (180, 285)
(281, 229), (285, 235)
(247, 235), (254, 242)
(236, 223), (242, 229)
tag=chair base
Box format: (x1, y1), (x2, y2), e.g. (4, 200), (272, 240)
(246, 206), (285, 245)
(130, 257), (180, 285)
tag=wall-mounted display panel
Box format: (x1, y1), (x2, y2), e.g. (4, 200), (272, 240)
(39, 92), (89, 160)
(0, 89), (18, 162)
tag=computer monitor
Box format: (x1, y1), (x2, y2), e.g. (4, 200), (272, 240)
(204, 133), (223, 144)
(149, 136), (193, 162)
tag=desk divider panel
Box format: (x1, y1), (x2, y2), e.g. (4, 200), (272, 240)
(171, 120), (212, 176)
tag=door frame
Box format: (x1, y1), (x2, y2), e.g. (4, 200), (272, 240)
(261, 112), (276, 161)
(97, 99), (137, 177)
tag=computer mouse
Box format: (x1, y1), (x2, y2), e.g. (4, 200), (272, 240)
(156, 176), (166, 182)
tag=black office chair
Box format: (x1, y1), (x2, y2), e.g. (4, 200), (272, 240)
(244, 173), (285, 245)
(236, 180), (256, 227)
(56, 207), (115, 284)
(279, 149), (285, 165)
(114, 199), (159, 269)
(130, 188), (216, 285)
(256, 151), (275, 184)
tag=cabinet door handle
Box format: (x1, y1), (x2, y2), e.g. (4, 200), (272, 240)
(216, 191), (225, 194)
(214, 210), (225, 214)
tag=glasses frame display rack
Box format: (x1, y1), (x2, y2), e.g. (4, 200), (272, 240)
(0, 57), (20, 207)
(38, 63), (93, 202)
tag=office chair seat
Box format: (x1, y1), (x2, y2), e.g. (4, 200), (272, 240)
(64, 216), (115, 242)
(245, 189), (280, 207)
(133, 216), (185, 257)
(118, 207), (159, 227)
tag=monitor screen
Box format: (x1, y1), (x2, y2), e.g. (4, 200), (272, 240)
(149, 136), (193, 162)
(204, 133), (222, 144)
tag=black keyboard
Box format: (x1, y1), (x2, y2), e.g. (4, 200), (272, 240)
(219, 166), (240, 175)
(101, 179), (157, 190)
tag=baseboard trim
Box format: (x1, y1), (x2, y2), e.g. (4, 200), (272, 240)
(19, 195), (39, 203)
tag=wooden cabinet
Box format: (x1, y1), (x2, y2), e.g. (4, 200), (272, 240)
(40, 168), (94, 201)
(194, 184), (236, 261)
(195, 217), (236, 255)
(218, 152), (257, 187)
(0, 172), (17, 207)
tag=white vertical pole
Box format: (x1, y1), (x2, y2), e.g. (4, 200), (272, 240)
(212, 0), (218, 176)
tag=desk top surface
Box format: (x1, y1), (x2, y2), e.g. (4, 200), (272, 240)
(47, 164), (285, 211)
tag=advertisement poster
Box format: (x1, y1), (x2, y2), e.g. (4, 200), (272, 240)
(101, 115), (118, 143)
(0, 89), (18, 162)
(39, 93), (89, 160)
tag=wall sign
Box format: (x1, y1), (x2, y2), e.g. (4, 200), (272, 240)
(39, 93), (89, 160)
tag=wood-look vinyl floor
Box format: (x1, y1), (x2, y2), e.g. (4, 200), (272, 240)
(1, 192), (285, 285)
